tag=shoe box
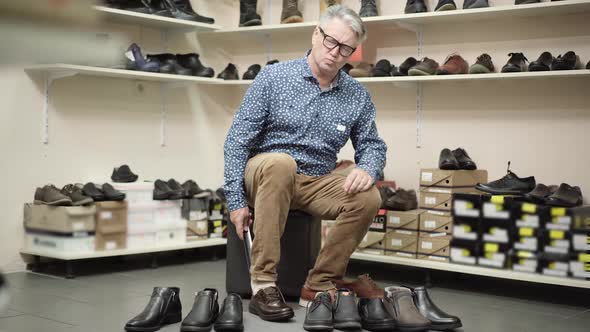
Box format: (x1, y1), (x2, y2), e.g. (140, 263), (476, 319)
(569, 253), (590, 279)
(23, 203), (96, 234)
(357, 231), (387, 255)
(511, 250), (540, 273)
(208, 219), (226, 238)
(478, 241), (511, 269)
(571, 229), (589, 252)
(95, 201), (127, 251)
(112, 182), (153, 206)
(418, 209), (453, 234)
(419, 169), (488, 212)
(452, 217), (480, 241)
(481, 195), (519, 221)
(511, 201), (550, 229)
(453, 193), (483, 219)
(513, 227), (541, 252)
(384, 230), (418, 258)
(386, 209), (419, 231)
(25, 230), (95, 254)
(450, 238), (480, 265)
(127, 201), (184, 249)
(539, 253), (571, 277)
(187, 220), (209, 240)
(417, 232), (451, 262)
(419, 191), (453, 211)
(371, 209), (389, 232)
(540, 229), (572, 254)
(155, 218), (187, 247)
(181, 194), (210, 222)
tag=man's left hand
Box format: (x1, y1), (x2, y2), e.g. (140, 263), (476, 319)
(342, 168), (374, 194)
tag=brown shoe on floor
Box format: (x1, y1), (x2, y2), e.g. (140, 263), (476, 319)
(334, 274), (384, 298)
(299, 287), (336, 307)
(249, 286), (294, 321)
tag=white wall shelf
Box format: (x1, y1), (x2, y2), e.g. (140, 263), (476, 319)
(350, 252), (590, 289)
(94, 5), (222, 32)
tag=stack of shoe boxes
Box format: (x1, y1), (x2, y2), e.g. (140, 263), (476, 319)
(478, 195), (517, 269)
(182, 192), (210, 240)
(419, 169), (488, 263)
(357, 208), (389, 255)
(208, 198), (225, 238)
(451, 193), (483, 265)
(384, 209), (419, 259)
(95, 201), (128, 250)
(539, 206), (579, 277)
(23, 204), (96, 254)
(510, 201), (549, 273)
(570, 206), (589, 279)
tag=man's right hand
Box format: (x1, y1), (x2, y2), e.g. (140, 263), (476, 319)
(230, 207), (252, 240)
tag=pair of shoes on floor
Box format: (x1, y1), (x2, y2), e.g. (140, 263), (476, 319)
(525, 183), (583, 207)
(147, 53), (215, 77)
(300, 274), (384, 307)
(124, 287), (243, 332)
(303, 289), (362, 331)
(381, 188), (418, 211)
(439, 148), (477, 170)
(154, 179), (203, 200)
(109, 0), (215, 23)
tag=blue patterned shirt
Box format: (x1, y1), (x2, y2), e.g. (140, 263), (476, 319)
(223, 53), (387, 212)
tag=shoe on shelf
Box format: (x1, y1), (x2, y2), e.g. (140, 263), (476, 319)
(379, 185), (396, 207)
(153, 179), (173, 200)
(146, 53), (192, 75)
(435, 54), (468, 75)
(167, 179), (189, 199)
(341, 63), (354, 75)
(408, 57), (439, 76)
(61, 184), (93, 206)
(383, 188), (418, 211)
(501, 52), (528, 73)
(407, 286), (462, 331)
(182, 180), (204, 197)
(358, 298), (396, 331)
(214, 293), (244, 331)
(528, 51), (553, 71)
(281, 0), (303, 24)
(249, 286), (294, 322)
(524, 183), (558, 204)
(392, 57), (418, 76)
(176, 53), (215, 77)
(180, 288), (219, 332)
(334, 274), (384, 298)
(587, 60), (590, 69)
(405, 0), (428, 14)
(102, 183), (126, 201)
(126, 43), (160, 73)
(160, 0), (214, 22)
(173, 0), (215, 23)
(469, 53), (494, 74)
(515, 0), (540, 4)
(349, 62), (373, 77)
(359, 0), (378, 17)
(439, 148), (459, 170)
(218, 63), (240, 80)
(475, 161), (536, 195)
(453, 148), (477, 170)
(266, 59), (279, 66)
(463, 0), (489, 9)
(34, 185), (73, 206)
(544, 183), (583, 207)
(551, 51), (582, 71)
(434, 0), (457, 12)
(242, 64), (262, 80)
(320, 0), (342, 16)
(303, 292), (334, 332)
(82, 183), (106, 202)
(370, 59), (393, 77)
(383, 286), (431, 332)
(125, 287), (182, 332)
(333, 289), (361, 330)
(111, 164), (138, 183)
(240, 0), (262, 27)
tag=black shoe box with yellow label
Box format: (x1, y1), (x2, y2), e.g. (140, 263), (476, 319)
(450, 238), (480, 265)
(538, 252), (572, 278)
(452, 193), (483, 219)
(513, 226), (541, 252)
(478, 241), (511, 269)
(511, 250), (541, 273)
(569, 252), (590, 279)
(511, 201), (550, 229)
(540, 229), (572, 255)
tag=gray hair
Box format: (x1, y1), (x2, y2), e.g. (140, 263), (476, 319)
(318, 5), (367, 44)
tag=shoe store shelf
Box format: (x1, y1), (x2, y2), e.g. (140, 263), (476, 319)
(19, 238), (227, 261)
(350, 252), (590, 289)
(94, 5), (222, 32)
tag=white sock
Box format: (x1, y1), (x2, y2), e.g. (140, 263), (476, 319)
(251, 280), (276, 295)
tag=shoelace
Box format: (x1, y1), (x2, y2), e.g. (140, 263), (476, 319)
(442, 53), (460, 65)
(491, 161), (514, 185)
(263, 287), (285, 303)
(62, 184), (77, 194)
(308, 293), (332, 312)
(508, 52), (528, 63)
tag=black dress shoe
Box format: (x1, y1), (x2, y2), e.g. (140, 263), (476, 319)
(435, 0), (457, 11)
(370, 59), (392, 77)
(383, 287), (431, 332)
(102, 183), (126, 201)
(524, 183), (558, 204)
(545, 183), (583, 207)
(359, 0), (378, 17)
(112, 164), (138, 183)
(182, 180), (204, 197)
(60, 184), (93, 206)
(529, 52), (553, 72)
(214, 293), (243, 331)
(501, 52), (528, 73)
(147, 53), (192, 75)
(240, 0), (262, 26)
(475, 162), (536, 195)
(125, 287), (182, 332)
(452, 148), (477, 170)
(303, 292), (333, 331)
(410, 286), (462, 331)
(405, 0), (428, 14)
(242, 64), (261, 80)
(333, 289), (361, 330)
(161, 0), (214, 22)
(181, 288), (219, 332)
(82, 182), (105, 201)
(153, 179), (174, 200)
(176, 53), (215, 77)
(218, 63), (239, 80)
(168, 178), (190, 199)
(439, 148), (460, 170)
(358, 298), (396, 331)
(392, 57), (418, 76)
(174, 0), (215, 23)
(551, 51), (582, 71)
(249, 286), (294, 322)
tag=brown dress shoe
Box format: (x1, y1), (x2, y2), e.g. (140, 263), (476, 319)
(249, 286), (294, 322)
(436, 54), (468, 75)
(333, 274), (384, 298)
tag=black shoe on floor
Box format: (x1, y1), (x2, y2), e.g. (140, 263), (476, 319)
(529, 51), (553, 71)
(125, 287), (182, 332)
(439, 148), (460, 170)
(371, 59), (392, 77)
(358, 298), (396, 331)
(61, 184), (93, 206)
(242, 64), (261, 80)
(214, 293), (243, 331)
(524, 183), (558, 204)
(34, 185), (73, 206)
(102, 183), (126, 201)
(82, 183), (106, 202)
(218, 63), (239, 80)
(111, 165), (138, 183)
(501, 52), (528, 73)
(176, 53), (215, 77)
(359, 0), (378, 17)
(551, 51), (582, 71)
(544, 183), (583, 207)
(333, 289), (361, 330)
(475, 162), (536, 195)
(435, 0), (457, 11)
(410, 286), (462, 331)
(405, 0), (428, 14)
(167, 179), (189, 199)
(452, 148), (477, 170)
(303, 291), (333, 332)
(181, 288), (219, 332)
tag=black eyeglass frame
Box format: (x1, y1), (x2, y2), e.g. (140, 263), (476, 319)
(318, 27), (357, 57)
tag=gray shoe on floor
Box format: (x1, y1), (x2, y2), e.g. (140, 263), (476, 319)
(383, 286), (431, 332)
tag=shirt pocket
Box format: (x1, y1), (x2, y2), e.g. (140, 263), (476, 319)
(326, 120), (352, 149)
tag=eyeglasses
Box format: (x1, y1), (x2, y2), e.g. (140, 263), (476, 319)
(318, 27), (356, 57)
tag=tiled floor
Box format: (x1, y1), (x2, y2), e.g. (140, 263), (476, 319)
(1, 254), (589, 332)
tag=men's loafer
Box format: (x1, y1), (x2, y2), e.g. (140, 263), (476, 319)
(439, 148), (460, 170)
(249, 286), (294, 322)
(242, 64), (261, 80)
(214, 293), (243, 331)
(102, 183), (126, 201)
(452, 148), (477, 170)
(333, 289), (361, 330)
(125, 287), (182, 332)
(303, 292), (334, 331)
(181, 288), (219, 332)
(529, 51), (553, 72)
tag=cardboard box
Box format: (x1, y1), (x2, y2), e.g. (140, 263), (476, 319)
(418, 232), (451, 257)
(357, 231), (386, 255)
(112, 182), (153, 206)
(417, 254), (449, 262)
(188, 220), (209, 237)
(419, 169), (488, 188)
(384, 250), (416, 259)
(181, 195), (210, 221)
(156, 228), (187, 246)
(419, 209), (452, 234)
(127, 232), (156, 249)
(419, 192), (452, 211)
(384, 230), (418, 254)
(452, 193), (483, 218)
(450, 239), (479, 265)
(96, 232), (126, 250)
(25, 230), (95, 253)
(387, 210), (419, 230)
(95, 201), (127, 234)
(370, 209), (388, 232)
(24, 204), (95, 233)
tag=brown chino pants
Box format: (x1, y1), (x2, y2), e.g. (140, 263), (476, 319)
(244, 152), (381, 291)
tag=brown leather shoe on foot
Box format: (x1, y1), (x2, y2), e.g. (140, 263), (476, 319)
(334, 274), (384, 298)
(249, 286), (294, 322)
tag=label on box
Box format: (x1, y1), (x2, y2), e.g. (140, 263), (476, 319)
(72, 222), (85, 231)
(550, 207), (566, 217)
(390, 216), (401, 225)
(517, 215), (540, 228)
(395, 252), (414, 258)
(517, 251), (533, 258)
(421, 172), (433, 182)
(425, 196), (436, 205)
(427, 255), (448, 262)
(554, 216), (572, 225)
(427, 210), (446, 216)
(421, 241), (433, 250)
(490, 196), (504, 204)
(521, 203), (537, 214)
(462, 249), (471, 256)
(395, 230), (413, 235)
(484, 243), (499, 253)
(454, 200), (479, 218)
(549, 230), (565, 240)
(391, 239), (402, 246)
(105, 241), (117, 250)
(424, 221), (436, 229)
(189, 211), (208, 221)
(550, 239), (570, 248)
(519, 228), (533, 237)
(99, 211), (113, 220)
(483, 203), (510, 219)
(579, 253), (590, 262)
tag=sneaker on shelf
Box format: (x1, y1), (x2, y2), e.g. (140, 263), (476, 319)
(111, 164), (138, 183)
(34, 185), (73, 206)
(475, 161), (536, 195)
(61, 184), (93, 206)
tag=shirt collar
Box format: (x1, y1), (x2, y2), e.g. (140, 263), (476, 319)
(301, 50), (344, 90)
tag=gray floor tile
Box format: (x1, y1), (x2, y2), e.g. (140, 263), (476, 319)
(0, 314), (74, 332)
(0, 309), (23, 319)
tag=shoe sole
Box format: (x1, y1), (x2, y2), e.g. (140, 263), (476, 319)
(180, 324), (213, 332)
(529, 64), (550, 71)
(281, 15), (303, 24)
(239, 19), (262, 27)
(501, 66), (523, 73)
(408, 68), (432, 76)
(303, 323), (334, 331)
(429, 321), (463, 331)
(474, 185), (530, 195)
(248, 302), (294, 321)
(334, 320), (362, 330)
(544, 198), (581, 208)
(112, 177), (137, 183)
(439, 163), (460, 170)
(72, 198), (94, 206)
(213, 322), (244, 331)
(469, 64), (491, 74)
(361, 320), (395, 331)
(435, 3), (456, 11)
(126, 311), (182, 332)
(34, 199), (72, 206)
(397, 324), (432, 332)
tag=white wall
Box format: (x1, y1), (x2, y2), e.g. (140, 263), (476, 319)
(1, 0), (588, 271)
